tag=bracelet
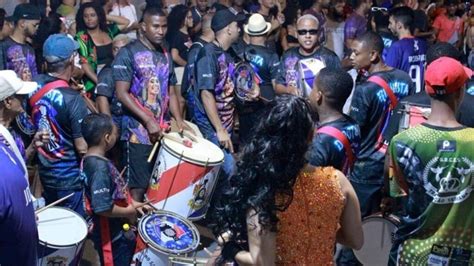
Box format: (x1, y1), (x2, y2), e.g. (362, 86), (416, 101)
(221, 241), (242, 261)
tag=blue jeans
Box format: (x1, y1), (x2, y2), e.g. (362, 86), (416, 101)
(42, 188), (85, 217)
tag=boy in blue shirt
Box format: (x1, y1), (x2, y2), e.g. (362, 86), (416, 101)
(81, 113), (137, 266)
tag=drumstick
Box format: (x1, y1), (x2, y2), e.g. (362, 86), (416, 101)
(147, 142), (159, 163)
(35, 193), (75, 214)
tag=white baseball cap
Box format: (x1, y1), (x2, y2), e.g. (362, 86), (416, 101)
(0, 70), (38, 101)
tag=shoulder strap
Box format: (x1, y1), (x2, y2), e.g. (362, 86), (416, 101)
(368, 75), (398, 109)
(317, 126), (355, 168)
(29, 80), (69, 107)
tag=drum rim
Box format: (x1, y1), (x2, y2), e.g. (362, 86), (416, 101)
(162, 138), (224, 166)
(37, 206), (88, 248)
(138, 210), (200, 255)
(353, 213), (400, 264)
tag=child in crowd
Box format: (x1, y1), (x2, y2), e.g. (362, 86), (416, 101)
(81, 113), (137, 266)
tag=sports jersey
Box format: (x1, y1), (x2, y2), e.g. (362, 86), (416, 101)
(0, 140), (37, 266)
(193, 42), (235, 134)
(386, 37), (427, 93)
(113, 39), (177, 144)
(349, 69), (415, 184)
(389, 124), (474, 265)
(308, 115), (361, 176)
(30, 74), (89, 190)
(96, 65), (123, 130)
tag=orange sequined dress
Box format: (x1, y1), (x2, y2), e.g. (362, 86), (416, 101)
(276, 166), (345, 265)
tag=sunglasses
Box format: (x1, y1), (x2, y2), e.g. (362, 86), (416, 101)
(297, 29), (319, 35)
(371, 7), (388, 12)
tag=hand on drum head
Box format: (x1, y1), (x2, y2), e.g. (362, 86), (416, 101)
(217, 129), (234, 153)
(145, 119), (162, 143)
(131, 199), (155, 217)
(176, 119), (196, 136)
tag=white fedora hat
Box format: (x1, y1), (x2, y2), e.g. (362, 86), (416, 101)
(244, 13), (272, 36)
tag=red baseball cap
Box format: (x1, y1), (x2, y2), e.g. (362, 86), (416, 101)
(425, 57), (473, 96)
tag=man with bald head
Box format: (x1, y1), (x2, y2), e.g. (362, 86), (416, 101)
(275, 14), (340, 97)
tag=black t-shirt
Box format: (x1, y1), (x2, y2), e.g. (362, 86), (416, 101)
(170, 31), (192, 66)
(82, 155), (128, 241)
(193, 42), (235, 133)
(383, 91), (474, 142)
(30, 74), (90, 189)
(308, 115), (361, 176)
(276, 46), (341, 97)
(349, 68), (415, 184)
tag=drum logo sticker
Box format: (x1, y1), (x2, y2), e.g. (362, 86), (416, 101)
(189, 178), (209, 210)
(423, 156), (474, 204)
(46, 255), (68, 266)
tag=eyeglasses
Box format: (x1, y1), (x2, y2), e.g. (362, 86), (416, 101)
(371, 7), (388, 12)
(297, 29), (319, 35)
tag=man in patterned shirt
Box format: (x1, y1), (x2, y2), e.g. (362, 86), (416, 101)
(387, 57), (474, 265)
(113, 7), (187, 202)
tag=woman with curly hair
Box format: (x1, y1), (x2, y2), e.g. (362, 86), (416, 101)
(211, 94), (363, 265)
(75, 2), (129, 93)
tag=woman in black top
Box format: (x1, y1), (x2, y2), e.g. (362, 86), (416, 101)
(166, 5), (194, 66)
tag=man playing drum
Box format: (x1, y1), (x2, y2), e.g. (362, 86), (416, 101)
(275, 14), (340, 97)
(192, 9), (244, 193)
(113, 6), (188, 203)
(387, 57), (474, 265)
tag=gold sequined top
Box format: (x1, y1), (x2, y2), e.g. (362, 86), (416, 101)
(276, 166), (345, 265)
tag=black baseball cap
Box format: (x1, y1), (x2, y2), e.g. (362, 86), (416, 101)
(211, 9), (246, 32)
(6, 4), (41, 22)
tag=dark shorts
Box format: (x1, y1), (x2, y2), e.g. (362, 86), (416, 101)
(122, 142), (155, 190)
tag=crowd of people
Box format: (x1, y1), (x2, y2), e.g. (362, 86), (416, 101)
(0, 0), (473, 265)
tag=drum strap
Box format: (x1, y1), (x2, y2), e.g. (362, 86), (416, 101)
(100, 217), (114, 266)
(29, 79), (69, 107)
(316, 126), (355, 172)
(367, 76), (398, 110)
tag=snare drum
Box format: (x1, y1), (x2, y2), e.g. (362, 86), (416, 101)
(37, 207), (88, 266)
(131, 211), (200, 266)
(147, 132), (224, 220)
(353, 213), (400, 266)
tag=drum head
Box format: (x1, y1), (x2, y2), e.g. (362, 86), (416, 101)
(162, 132), (224, 166)
(353, 215), (399, 266)
(233, 62), (259, 103)
(138, 210), (200, 255)
(37, 207), (88, 248)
